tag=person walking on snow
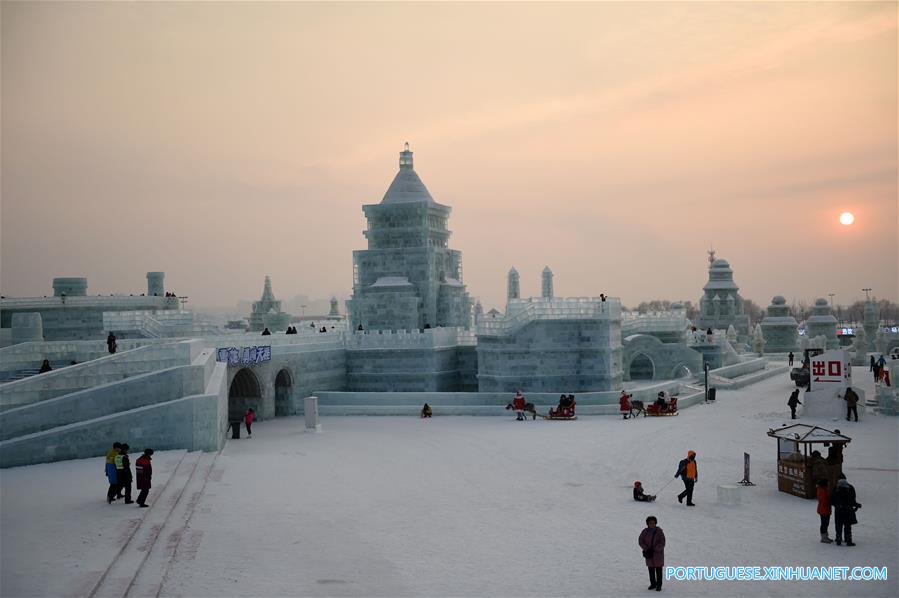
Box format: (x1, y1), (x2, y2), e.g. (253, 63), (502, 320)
(105, 442), (121, 504)
(789, 352), (795, 366)
(869, 355), (876, 372)
(118, 444), (133, 504)
(106, 332), (117, 355)
(816, 479), (833, 543)
(638, 516), (666, 591)
(675, 451), (698, 506)
(135, 449), (154, 507)
(832, 474), (861, 546)
(245, 408), (255, 437)
(840, 387), (860, 422)
(787, 389), (802, 420)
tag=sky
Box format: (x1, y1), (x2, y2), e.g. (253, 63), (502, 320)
(2, 1), (896, 312)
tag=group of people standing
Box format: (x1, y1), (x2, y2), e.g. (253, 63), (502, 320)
(105, 442), (154, 507)
(870, 354), (891, 385)
(816, 474), (861, 546)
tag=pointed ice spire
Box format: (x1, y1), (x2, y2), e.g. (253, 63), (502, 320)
(261, 276), (275, 302)
(507, 267), (520, 302)
(541, 266), (554, 299)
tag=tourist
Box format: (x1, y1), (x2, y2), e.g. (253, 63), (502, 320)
(512, 390), (526, 421)
(832, 474), (861, 546)
(420, 403), (432, 418)
(675, 450), (698, 506)
(869, 355), (876, 372)
(810, 450), (829, 486)
(118, 444), (134, 504)
(245, 408), (255, 438)
(310, 322), (316, 329)
(633, 481), (656, 502)
(105, 442), (121, 504)
(114, 444), (127, 499)
(261, 328), (271, 336)
(638, 515), (666, 591)
(816, 479), (833, 543)
(654, 392), (667, 413)
(883, 368), (891, 387)
(877, 354), (887, 370)
(357, 324), (364, 331)
(285, 326), (295, 334)
(788, 352), (795, 366)
(787, 389), (801, 419)
(840, 387), (860, 422)
(107, 332), (117, 354)
(38, 359), (52, 374)
(135, 449), (154, 508)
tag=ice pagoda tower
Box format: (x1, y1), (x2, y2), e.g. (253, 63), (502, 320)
(348, 144), (471, 331)
(695, 258), (750, 344)
(248, 276), (290, 332)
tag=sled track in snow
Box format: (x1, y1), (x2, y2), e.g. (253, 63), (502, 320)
(85, 449), (219, 598)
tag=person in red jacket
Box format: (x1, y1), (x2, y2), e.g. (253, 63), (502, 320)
(511, 391), (526, 421)
(135, 449), (154, 508)
(816, 479), (833, 543)
(620, 391), (632, 419)
(245, 408), (255, 437)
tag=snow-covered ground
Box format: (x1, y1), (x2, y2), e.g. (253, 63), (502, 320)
(2, 367), (896, 597)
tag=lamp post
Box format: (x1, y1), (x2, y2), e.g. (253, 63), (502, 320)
(862, 288), (872, 301)
(704, 361), (710, 402)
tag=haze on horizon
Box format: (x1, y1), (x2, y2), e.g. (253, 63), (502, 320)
(2, 2), (897, 313)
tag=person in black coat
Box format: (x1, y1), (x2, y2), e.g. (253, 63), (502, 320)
(787, 389), (802, 419)
(38, 359), (53, 374)
(119, 444), (134, 504)
(107, 332), (117, 354)
(831, 474), (861, 546)
(788, 352), (794, 366)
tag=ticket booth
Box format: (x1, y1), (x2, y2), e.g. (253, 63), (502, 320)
(767, 424), (851, 499)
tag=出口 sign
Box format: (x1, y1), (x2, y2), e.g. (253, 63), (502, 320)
(217, 345), (272, 367)
(810, 350), (851, 388)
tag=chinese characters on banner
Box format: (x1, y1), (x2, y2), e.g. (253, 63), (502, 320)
(810, 350), (851, 389)
(216, 345), (272, 366)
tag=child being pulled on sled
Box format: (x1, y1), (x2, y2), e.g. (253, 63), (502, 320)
(634, 481), (657, 502)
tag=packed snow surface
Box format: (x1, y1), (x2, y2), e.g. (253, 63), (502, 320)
(2, 367), (896, 597)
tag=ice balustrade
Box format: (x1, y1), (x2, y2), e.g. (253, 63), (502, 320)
(346, 327), (474, 349)
(621, 310), (688, 335)
(478, 297), (621, 336)
(1, 295), (175, 309)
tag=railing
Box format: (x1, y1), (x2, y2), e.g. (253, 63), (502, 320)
(478, 297), (621, 337)
(1, 295), (176, 309)
(345, 327), (468, 350)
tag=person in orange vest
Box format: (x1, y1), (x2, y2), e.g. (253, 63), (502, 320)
(675, 450), (698, 506)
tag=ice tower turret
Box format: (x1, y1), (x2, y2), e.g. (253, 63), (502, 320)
(542, 266), (554, 299)
(507, 268), (520, 303)
(347, 144), (472, 330)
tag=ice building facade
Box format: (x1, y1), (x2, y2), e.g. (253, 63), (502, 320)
(347, 144), (471, 332)
(0, 273), (183, 342)
(695, 258), (750, 345)
(247, 276), (290, 332)
(760, 296), (799, 353)
(805, 298), (840, 349)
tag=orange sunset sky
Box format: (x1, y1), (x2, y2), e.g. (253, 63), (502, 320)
(2, 1), (896, 311)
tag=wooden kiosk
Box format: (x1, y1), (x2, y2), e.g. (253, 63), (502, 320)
(767, 424), (851, 499)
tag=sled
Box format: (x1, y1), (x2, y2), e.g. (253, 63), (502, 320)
(645, 397), (678, 417)
(545, 403), (576, 420)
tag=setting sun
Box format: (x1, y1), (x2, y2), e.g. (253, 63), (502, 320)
(839, 212), (855, 226)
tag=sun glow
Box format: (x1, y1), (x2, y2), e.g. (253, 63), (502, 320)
(839, 212), (855, 226)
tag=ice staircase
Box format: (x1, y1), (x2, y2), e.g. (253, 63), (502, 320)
(82, 450), (219, 598)
(0, 347), (228, 468)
